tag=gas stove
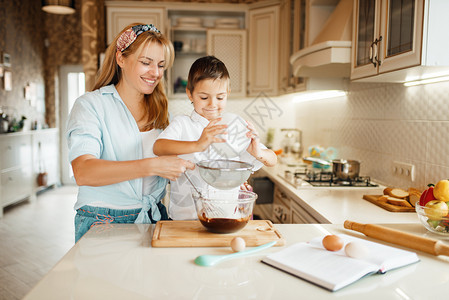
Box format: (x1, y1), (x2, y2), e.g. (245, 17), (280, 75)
(280, 167), (379, 189)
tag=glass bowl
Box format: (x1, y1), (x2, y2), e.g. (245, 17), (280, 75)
(415, 203), (449, 235)
(197, 159), (253, 190)
(192, 188), (257, 234)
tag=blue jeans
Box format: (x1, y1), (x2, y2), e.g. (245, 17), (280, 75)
(74, 202), (168, 243)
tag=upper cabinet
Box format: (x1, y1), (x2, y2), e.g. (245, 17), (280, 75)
(207, 29), (247, 97)
(248, 4), (281, 96)
(351, 0), (449, 82)
(106, 1), (295, 97)
(106, 2), (166, 45)
(168, 10), (246, 98)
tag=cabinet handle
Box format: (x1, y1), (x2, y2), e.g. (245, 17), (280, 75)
(281, 213), (287, 222)
(370, 36), (383, 67)
(374, 36), (383, 66)
(370, 40), (377, 67)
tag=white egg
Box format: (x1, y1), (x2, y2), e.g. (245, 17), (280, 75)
(230, 237), (246, 252)
(344, 242), (370, 259)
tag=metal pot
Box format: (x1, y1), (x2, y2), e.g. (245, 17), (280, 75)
(332, 159), (360, 180)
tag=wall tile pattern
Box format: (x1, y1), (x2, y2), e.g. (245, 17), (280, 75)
(294, 81), (449, 191)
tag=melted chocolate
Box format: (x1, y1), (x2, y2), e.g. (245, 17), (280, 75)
(198, 214), (250, 234)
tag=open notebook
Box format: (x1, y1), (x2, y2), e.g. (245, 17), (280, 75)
(262, 234), (419, 292)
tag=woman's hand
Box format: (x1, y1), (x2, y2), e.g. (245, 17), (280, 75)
(71, 154), (195, 186)
(148, 156), (195, 181)
(196, 118), (227, 151)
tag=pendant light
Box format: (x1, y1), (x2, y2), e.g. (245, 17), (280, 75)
(42, 0), (75, 15)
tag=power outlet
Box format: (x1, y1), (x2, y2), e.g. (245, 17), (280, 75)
(392, 161), (415, 181)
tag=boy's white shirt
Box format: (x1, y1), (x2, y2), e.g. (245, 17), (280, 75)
(156, 110), (265, 220)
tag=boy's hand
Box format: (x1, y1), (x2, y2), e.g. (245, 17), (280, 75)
(245, 120), (262, 158)
(239, 181), (253, 192)
(197, 118), (227, 151)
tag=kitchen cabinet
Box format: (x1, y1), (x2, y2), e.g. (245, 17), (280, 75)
(105, 2), (166, 45)
(351, 0), (449, 82)
(170, 26), (207, 95)
(248, 4), (281, 96)
(291, 198), (321, 223)
(207, 29), (247, 97)
(273, 185), (292, 223)
(288, 0), (308, 91)
(0, 130), (60, 218)
(273, 183), (324, 224)
(0, 133), (33, 217)
(168, 10), (246, 97)
(106, 1), (296, 97)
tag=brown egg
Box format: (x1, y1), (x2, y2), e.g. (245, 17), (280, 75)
(322, 235), (344, 251)
(230, 237), (246, 252)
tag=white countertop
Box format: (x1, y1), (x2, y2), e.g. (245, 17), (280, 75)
(259, 164), (420, 224)
(24, 223), (449, 299)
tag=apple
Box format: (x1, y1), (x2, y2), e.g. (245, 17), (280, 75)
(433, 180), (449, 202)
(427, 219), (441, 229)
(424, 200), (449, 221)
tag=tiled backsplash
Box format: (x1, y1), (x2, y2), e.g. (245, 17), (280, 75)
(295, 81), (449, 190)
(168, 80), (449, 190)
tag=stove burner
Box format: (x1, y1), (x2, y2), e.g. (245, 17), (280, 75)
(286, 168), (378, 187)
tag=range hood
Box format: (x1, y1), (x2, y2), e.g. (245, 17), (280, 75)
(290, 0), (353, 78)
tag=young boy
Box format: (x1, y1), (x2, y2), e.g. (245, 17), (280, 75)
(153, 56), (276, 220)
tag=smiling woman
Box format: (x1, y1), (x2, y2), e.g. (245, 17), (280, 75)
(66, 23), (195, 242)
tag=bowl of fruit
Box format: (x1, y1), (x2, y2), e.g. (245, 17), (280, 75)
(415, 180), (449, 235)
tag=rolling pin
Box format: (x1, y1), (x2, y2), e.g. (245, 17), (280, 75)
(344, 220), (449, 256)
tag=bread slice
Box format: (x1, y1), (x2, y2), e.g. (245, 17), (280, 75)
(407, 188), (422, 207)
(383, 188), (392, 195)
(387, 188), (409, 199)
(387, 197), (412, 207)
(378, 195), (389, 202)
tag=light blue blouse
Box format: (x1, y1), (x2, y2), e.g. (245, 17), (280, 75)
(66, 84), (168, 223)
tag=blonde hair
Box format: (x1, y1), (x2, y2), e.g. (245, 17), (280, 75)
(94, 23), (174, 131)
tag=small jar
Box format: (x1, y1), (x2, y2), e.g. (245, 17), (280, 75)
(284, 170), (293, 182)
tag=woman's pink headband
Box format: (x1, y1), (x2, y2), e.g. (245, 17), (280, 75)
(116, 24), (161, 52)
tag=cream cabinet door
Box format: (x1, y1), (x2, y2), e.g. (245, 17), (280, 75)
(207, 29), (247, 98)
(377, 0), (424, 74)
(106, 6), (165, 45)
(248, 5), (280, 97)
(351, 0), (426, 81)
(351, 0), (382, 80)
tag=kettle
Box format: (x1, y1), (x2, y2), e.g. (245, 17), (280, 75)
(280, 128), (303, 159)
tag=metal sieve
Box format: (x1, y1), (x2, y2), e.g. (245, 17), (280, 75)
(196, 159), (254, 189)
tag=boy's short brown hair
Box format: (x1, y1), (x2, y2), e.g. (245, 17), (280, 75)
(186, 56), (230, 93)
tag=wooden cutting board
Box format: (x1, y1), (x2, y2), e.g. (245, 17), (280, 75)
(151, 220), (285, 247)
(363, 195), (415, 212)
